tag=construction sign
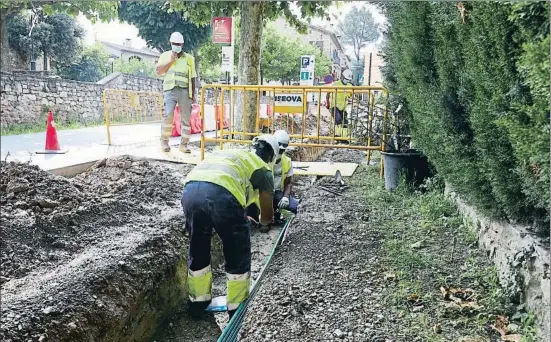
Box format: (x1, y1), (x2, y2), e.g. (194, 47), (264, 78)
(273, 94), (304, 114)
(212, 17), (232, 44)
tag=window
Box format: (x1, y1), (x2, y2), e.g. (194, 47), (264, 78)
(129, 55), (142, 62)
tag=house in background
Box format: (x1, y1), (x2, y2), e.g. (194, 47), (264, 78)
(362, 45), (384, 89)
(99, 39), (161, 65)
(271, 18), (349, 79)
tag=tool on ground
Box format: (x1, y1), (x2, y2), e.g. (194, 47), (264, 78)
(317, 186), (342, 196)
(36, 110), (68, 154)
(334, 170), (345, 186)
(206, 296), (228, 312)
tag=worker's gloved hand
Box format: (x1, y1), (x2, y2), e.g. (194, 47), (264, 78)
(247, 216), (259, 228)
(278, 197), (290, 209)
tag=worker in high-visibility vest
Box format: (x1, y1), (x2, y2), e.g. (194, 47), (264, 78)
(156, 32), (197, 153)
(246, 130), (300, 225)
(181, 135), (279, 319)
(326, 69), (353, 138)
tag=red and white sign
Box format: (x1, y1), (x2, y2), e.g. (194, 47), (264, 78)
(212, 17), (232, 44)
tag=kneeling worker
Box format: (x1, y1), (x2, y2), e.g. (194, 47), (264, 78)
(181, 135), (279, 319)
(246, 130), (300, 225)
(272, 130), (300, 223)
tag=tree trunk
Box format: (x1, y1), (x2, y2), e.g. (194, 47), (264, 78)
(235, 1), (264, 136)
(193, 49), (200, 82)
(0, 9), (11, 72)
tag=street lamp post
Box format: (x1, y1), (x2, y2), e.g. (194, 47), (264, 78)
(108, 57), (114, 74)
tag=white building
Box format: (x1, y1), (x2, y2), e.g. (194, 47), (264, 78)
(99, 39), (161, 65)
(271, 18), (350, 79)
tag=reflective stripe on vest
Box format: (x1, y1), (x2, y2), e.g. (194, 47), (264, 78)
(163, 53), (193, 95)
(330, 80), (350, 110)
(184, 150), (269, 207)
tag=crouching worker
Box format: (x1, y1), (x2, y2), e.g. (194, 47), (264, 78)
(181, 134), (279, 319)
(272, 130), (300, 223)
(246, 130), (300, 226)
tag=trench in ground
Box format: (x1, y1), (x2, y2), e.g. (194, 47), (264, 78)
(149, 163), (320, 342)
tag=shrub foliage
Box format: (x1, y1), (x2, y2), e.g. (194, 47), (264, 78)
(380, 2), (549, 230)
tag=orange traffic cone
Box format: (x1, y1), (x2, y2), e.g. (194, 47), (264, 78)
(36, 110), (68, 154)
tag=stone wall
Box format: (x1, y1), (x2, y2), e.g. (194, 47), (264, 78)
(445, 185), (550, 340)
(0, 70), (291, 129)
(0, 71), (164, 128)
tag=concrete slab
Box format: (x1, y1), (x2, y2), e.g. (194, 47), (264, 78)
(292, 162), (358, 177)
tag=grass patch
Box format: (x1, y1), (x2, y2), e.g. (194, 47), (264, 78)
(1, 120), (104, 136)
(351, 167), (538, 341)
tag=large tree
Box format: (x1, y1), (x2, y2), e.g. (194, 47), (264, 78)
(169, 1), (331, 134)
(118, 1), (210, 54)
(337, 5), (379, 62)
(8, 12), (85, 70)
(0, 0), (117, 71)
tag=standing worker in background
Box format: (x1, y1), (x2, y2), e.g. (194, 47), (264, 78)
(156, 32), (197, 153)
(326, 69), (353, 138)
(181, 135), (279, 319)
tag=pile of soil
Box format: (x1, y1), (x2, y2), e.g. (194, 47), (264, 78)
(0, 156), (193, 342)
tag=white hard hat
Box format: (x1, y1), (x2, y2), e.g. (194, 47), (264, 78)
(170, 32), (184, 44)
(342, 69), (353, 81)
(273, 130), (290, 147)
(253, 134), (280, 164)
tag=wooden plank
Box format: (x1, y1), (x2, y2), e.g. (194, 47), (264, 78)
(292, 162), (358, 177)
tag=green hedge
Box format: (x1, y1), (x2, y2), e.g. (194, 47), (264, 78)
(380, 2), (549, 232)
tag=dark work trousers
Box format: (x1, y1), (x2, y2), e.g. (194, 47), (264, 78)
(182, 182), (251, 277)
(332, 107), (348, 125)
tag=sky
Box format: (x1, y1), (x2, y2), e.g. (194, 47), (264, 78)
(78, 1), (386, 55)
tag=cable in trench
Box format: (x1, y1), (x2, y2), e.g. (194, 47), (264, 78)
(217, 215), (295, 342)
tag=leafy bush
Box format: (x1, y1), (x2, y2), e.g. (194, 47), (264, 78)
(57, 43), (109, 82)
(380, 2), (549, 232)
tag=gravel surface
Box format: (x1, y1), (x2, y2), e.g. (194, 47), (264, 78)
(237, 150), (383, 342)
(0, 156), (194, 342)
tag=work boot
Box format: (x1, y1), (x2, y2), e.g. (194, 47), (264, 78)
(180, 144), (191, 153)
(259, 223), (270, 233)
(187, 300), (210, 320)
(161, 140), (170, 152)
(180, 138), (191, 153)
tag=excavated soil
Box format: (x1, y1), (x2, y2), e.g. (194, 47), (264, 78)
(0, 156), (194, 342)
(0, 151), (326, 342)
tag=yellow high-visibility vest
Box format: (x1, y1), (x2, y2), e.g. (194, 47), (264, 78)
(184, 150), (270, 208)
(278, 155), (292, 190)
(330, 80), (352, 110)
(158, 51), (196, 97)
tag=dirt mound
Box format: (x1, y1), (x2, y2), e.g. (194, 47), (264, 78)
(0, 156), (194, 342)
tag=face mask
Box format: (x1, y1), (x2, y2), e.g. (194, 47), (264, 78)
(171, 45), (182, 53)
(342, 79), (349, 85)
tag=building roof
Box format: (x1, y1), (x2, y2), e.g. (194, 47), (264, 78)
(308, 24), (344, 52)
(99, 41), (161, 58)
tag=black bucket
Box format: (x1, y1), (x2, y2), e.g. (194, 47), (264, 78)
(381, 150), (431, 191)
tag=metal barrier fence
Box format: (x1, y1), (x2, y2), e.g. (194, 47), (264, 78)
(199, 85), (389, 175)
(102, 89), (164, 145)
